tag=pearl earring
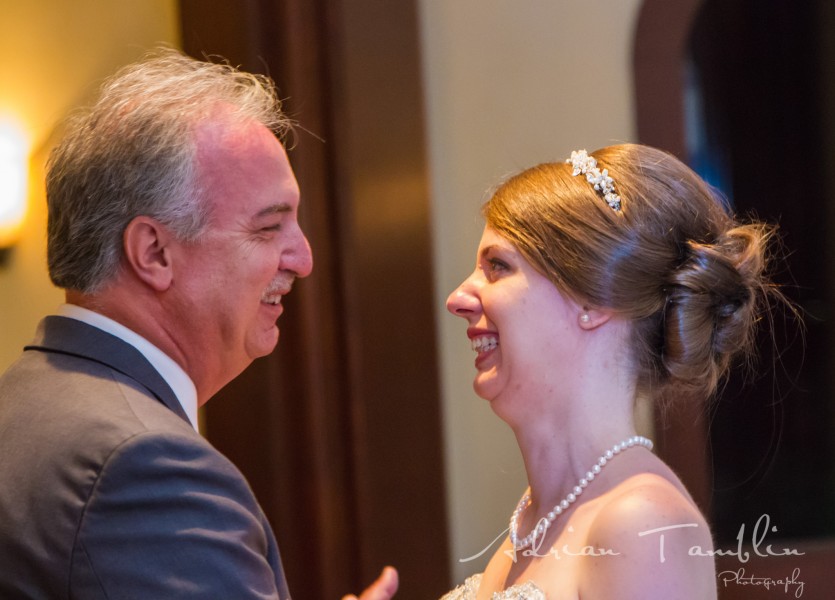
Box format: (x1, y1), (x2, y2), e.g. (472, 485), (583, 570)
(580, 313), (591, 324)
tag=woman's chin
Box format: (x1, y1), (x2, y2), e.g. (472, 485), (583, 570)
(472, 372), (502, 402)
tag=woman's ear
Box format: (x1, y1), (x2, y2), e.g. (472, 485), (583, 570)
(122, 216), (174, 292)
(578, 307), (612, 330)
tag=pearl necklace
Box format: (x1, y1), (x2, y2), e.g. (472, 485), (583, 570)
(509, 435), (653, 550)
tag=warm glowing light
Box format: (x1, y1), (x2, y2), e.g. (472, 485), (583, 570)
(0, 118), (29, 247)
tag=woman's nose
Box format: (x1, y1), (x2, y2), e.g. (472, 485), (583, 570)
(446, 277), (480, 318)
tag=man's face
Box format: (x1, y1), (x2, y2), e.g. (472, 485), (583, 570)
(166, 117), (312, 398)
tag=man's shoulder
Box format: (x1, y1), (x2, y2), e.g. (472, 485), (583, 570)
(5, 314), (193, 423)
(0, 343), (206, 481)
(0, 333), (237, 495)
(0, 350), (279, 600)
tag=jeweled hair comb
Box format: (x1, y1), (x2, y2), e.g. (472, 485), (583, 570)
(566, 149), (622, 211)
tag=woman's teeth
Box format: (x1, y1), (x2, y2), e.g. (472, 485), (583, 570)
(471, 336), (498, 353)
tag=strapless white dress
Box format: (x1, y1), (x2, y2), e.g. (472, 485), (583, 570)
(441, 574), (545, 600)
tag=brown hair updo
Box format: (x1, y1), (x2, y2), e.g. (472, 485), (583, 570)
(485, 143), (775, 405)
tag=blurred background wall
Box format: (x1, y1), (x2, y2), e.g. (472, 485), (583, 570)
(0, 0), (180, 369)
(419, 0), (643, 582)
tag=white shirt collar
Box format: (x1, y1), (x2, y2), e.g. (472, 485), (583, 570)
(57, 304), (199, 432)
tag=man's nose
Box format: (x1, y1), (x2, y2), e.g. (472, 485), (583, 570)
(286, 231), (313, 278)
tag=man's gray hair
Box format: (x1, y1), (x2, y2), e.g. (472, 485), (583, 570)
(46, 47), (290, 293)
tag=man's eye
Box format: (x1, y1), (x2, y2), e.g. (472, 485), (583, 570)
(261, 224), (281, 232)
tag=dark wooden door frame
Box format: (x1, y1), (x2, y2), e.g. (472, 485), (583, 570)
(634, 0), (712, 516)
(634, 1), (835, 596)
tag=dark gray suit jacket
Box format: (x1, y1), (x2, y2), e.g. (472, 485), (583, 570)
(0, 316), (290, 599)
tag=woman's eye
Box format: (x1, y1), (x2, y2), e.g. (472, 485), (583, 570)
(486, 258), (509, 275)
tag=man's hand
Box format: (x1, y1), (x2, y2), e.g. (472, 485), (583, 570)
(341, 566), (398, 600)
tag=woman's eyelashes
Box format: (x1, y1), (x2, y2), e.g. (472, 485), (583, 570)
(484, 256), (511, 280)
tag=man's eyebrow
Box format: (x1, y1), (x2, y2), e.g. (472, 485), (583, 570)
(254, 203), (292, 218)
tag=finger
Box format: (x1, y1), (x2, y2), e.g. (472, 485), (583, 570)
(358, 566), (399, 600)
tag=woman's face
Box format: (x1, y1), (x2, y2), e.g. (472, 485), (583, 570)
(446, 226), (584, 410)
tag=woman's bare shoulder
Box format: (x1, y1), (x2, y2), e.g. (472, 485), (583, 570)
(595, 472), (709, 534)
(579, 473), (717, 599)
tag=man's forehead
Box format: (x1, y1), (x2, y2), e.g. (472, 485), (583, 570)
(194, 116), (273, 153)
(193, 117), (290, 182)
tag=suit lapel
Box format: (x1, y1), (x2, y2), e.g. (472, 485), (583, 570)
(25, 316), (191, 424)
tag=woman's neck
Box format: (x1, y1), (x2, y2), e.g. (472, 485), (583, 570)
(505, 314), (644, 522)
(511, 380), (639, 519)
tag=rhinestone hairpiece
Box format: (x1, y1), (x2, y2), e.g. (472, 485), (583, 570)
(566, 149), (622, 211)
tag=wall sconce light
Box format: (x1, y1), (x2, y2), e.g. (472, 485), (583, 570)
(0, 118), (29, 266)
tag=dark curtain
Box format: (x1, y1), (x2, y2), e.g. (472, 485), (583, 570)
(179, 1), (451, 597)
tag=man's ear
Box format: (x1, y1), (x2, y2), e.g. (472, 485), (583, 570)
(123, 216), (174, 291)
(578, 307), (612, 330)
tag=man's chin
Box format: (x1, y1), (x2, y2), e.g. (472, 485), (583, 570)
(249, 327), (280, 359)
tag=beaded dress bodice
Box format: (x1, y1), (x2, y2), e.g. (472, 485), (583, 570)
(441, 574), (545, 600)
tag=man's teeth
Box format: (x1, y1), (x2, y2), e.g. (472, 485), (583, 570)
(262, 295), (282, 305)
(471, 336), (498, 353)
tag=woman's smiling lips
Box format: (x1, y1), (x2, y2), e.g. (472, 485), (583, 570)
(467, 327), (500, 368)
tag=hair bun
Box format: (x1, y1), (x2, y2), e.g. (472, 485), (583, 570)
(661, 224), (769, 396)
